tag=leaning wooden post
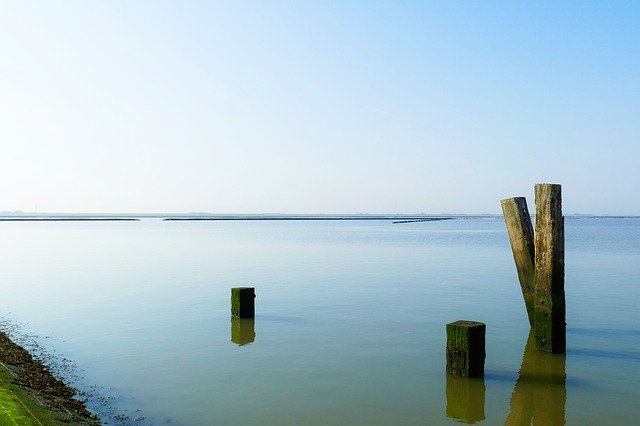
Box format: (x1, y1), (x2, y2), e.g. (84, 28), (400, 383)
(501, 197), (535, 326)
(446, 321), (486, 377)
(533, 184), (565, 353)
(231, 287), (255, 318)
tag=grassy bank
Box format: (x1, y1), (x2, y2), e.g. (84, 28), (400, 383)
(0, 331), (99, 425)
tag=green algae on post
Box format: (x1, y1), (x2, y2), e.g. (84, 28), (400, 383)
(231, 287), (255, 318)
(446, 321), (486, 377)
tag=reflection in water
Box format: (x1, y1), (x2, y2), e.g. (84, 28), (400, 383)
(446, 374), (486, 424)
(505, 331), (566, 425)
(230, 317), (255, 346)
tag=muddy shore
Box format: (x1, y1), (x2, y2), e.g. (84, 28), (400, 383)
(0, 330), (100, 424)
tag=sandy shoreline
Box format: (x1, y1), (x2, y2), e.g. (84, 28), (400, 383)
(0, 331), (100, 424)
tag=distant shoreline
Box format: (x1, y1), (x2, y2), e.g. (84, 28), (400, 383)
(0, 218), (139, 221)
(1, 214), (638, 222)
(163, 216), (455, 222)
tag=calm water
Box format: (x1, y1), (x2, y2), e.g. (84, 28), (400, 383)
(1, 217), (638, 425)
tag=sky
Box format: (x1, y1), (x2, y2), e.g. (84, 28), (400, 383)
(1, 1), (638, 215)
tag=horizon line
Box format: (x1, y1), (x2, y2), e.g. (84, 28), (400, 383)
(1, 212), (638, 218)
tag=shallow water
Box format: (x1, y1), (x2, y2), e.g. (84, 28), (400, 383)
(1, 217), (638, 425)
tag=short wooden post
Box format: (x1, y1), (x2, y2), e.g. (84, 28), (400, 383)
(231, 317), (255, 345)
(533, 184), (565, 353)
(501, 197), (535, 326)
(231, 287), (255, 318)
(446, 320), (486, 377)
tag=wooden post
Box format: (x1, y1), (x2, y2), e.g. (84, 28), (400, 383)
(446, 320), (486, 377)
(231, 287), (255, 318)
(501, 197), (535, 326)
(533, 184), (565, 353)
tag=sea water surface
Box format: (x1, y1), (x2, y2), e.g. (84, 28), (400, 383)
(1, 217), (638, 425)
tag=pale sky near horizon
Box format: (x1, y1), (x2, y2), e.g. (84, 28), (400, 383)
(1, 1), (638, 214)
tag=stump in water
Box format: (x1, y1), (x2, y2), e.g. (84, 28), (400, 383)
(501, 197), (535, 326)
(533, 184), (565, 353)
(231, 287), (255, 318)
(446, 321), (486, 377)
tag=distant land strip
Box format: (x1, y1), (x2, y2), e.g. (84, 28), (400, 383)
(392, 218), (453, 224)
(0, 218), (139, 221)
(163, 216), (455, 221)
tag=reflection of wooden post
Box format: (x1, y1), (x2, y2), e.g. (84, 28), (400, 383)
(231, 317), (255, 345)
(504, 333), (535, 425)
(446, 375), (485, 424)
(231, 287), (255, 318)
(501, 197), (535, 326)
(446, 321), (485, 377)
(504, 331), (566, 425)
(532, 342), (567, 425)
(533, 184), (565, 353)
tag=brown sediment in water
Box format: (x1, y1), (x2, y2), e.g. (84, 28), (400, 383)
(0, 330), (101, 425)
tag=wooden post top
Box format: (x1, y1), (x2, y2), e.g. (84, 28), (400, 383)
(447, 320), (485, 328)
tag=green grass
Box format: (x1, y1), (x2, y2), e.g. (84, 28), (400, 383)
(0, 362), (92, 425)
(0, 365), (41, 425)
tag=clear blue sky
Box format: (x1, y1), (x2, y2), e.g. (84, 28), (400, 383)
(1, 1), (638, 214)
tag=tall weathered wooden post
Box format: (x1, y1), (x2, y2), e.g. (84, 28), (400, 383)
(501, 183), (565, 353)
(500, 197), (535, 326)
(533, 184), (565, 353)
